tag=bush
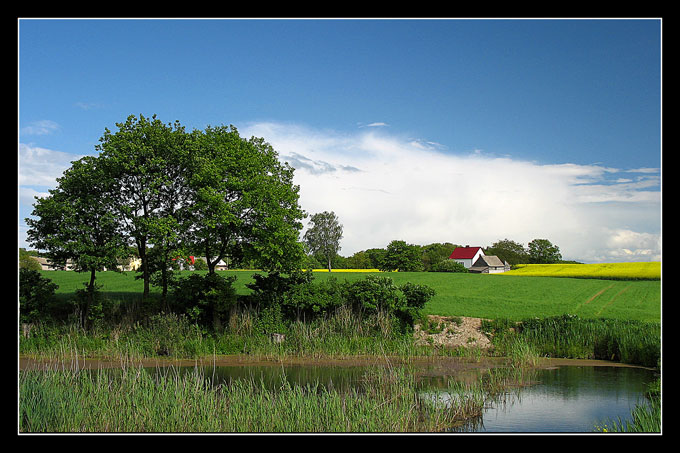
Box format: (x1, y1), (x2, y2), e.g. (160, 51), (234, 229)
(282, 277), (345, 319)
(171, 272), (237, 331)
(73, 284), (108, 330)
(398, 282), (436, 323)
(344, 275), (403, 313)
(19, 269), (59, 324)
(430, 259), (468, 273)
(246, 270), (314, 308)
(253, 303), (286, 336)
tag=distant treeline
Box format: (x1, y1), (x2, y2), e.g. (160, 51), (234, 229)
(303, 238), (570, 272)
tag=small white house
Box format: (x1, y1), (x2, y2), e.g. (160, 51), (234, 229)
(448, 246), (485, 269)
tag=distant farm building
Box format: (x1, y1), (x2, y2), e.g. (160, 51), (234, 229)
(448, 246), (485, 269)
(469, 255), (511, 274)
(32, 257), (75, 271)
(449, 246), (510, 273)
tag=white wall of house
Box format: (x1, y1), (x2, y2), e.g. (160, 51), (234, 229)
(453, 249), (485, 269)
(487, 266), (506, 274)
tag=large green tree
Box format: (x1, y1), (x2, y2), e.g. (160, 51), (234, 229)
(183, 125), (306, 274)
(380, 240), (424, 272)
(303, 211), (344, 272)
(527, 238), (562, 264)
(95, 114), (188, 299)
(25, 156), (128, 328)
(420, 242), (457, 271)
(486, 238), (529, 265)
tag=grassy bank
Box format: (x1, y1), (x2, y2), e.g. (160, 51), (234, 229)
(20, 310), (661, 369)
(19, 309), (432, 361)
(484, 315), (661, 368)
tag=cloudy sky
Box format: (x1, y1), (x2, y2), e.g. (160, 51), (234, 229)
(18, 18), (662, 263)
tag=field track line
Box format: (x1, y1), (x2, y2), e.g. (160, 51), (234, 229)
(596, 285), (631, 316)
(585, 284), (614, 304)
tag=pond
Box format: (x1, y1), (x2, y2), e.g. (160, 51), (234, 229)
(153, 359), (658, 433)
(444, 365), (657, 433)
(19, 356), (658, 433)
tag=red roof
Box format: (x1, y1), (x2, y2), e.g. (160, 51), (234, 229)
(449, 247), (482, 259)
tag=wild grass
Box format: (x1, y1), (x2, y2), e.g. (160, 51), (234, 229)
(19, 363), (496, 433)
(19, 307), (432, 361)
(483, 315), (661, 368)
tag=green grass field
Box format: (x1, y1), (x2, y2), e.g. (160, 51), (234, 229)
(40, 267), (661, 323)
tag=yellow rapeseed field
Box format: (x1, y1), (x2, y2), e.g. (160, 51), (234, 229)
(503, 262), (661, 280)
(310, 269), (382, 273)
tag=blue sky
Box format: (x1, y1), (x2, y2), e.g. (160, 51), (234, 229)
(18, 18), (662, 262)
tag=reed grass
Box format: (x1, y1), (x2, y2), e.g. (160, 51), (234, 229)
(20, 306), (433, 362)
(484, 315), (661, 368)
(19, 363), (492, 433)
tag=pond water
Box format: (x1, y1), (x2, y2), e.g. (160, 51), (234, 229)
(448, 365), (657, 433)
(155, 361), (657, 433)
(19, 357), (658, 433)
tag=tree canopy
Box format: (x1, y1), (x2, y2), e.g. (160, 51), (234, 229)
(527, 238), (562, 264)
(26, 114), (306, 311)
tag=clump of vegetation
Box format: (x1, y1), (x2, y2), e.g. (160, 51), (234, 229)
(19, 269), (64, 326)
(18, 363), (517, 433)
(20, 270), (437, 360)
(483, 314), (660, 368)
(429, 259), (468, 273)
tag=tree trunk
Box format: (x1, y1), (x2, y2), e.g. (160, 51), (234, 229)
(139, 238), (150, 299)
(81, 267), (97, 330)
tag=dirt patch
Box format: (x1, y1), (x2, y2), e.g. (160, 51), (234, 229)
(414, 315), (492, 350)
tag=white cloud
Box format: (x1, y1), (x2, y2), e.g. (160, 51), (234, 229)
(242, 122), (661, 263)
(18, 124), (661, 263)
(18, 143), (84, 187)
(20, 120), (60, 136)
(358, 122), (389, 128)
(18, 144), (89, 248)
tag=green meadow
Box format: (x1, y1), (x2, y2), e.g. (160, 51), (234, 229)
(43, 268), (661, 323)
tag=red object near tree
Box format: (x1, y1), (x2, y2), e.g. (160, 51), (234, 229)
(172, 256), (195, 265)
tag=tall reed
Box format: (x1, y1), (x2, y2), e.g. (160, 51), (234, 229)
(19, 363), (490, 433)
(484, 315), (660, 368)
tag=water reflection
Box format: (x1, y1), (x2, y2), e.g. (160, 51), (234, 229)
(165, 363), (656, 433)
(453, 366), (657, 433)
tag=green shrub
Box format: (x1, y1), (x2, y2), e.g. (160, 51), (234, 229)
(282, 277), (345, 319)
(398, 282), (436, 324)
(246, 270), (314, 308)
(171, 272), (237, 331)
(254, 303), (286, 336)
(19, 269), (60, 324)
(430, 259), (468, 273)
(344, 275), (403, 313)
